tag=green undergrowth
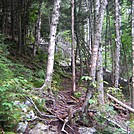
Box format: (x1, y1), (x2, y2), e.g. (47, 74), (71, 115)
(0, 39), (33, 131)
(0, 35), (65, 132)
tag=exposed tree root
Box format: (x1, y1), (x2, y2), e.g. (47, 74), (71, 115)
(26, 96), (56, 118)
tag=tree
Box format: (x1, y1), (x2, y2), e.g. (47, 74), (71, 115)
(132, 0), (134, 108)
(71, 0), (76, 93)
(82, 0), (107, 112)
(33, 0), (43, 56)
(97, 44), (104, 105)
(40, 0), (61, 91)
(113, 0), (121, 88)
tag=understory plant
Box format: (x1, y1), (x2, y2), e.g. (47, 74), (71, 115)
(0, 39), (33, 130)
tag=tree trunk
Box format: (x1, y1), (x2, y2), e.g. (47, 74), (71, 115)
(40, 0), (61, 91)
(2, 0), (5, 34)
(114, 0), (121, 88)
(97, 44), (104, 105)
(33, 0), (43, 56)
(104, 5), (108, 69)
(10, 0), (14, 40)
(75, 0), (83, 79)
(132, 0), (134, 108)
(82, 0), (107, 112)
(18, 0), (22, 53)
(71, 0), (76, 93)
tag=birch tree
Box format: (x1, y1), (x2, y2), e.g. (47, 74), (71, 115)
(97, 44), (104, 104)
(132, 0), (134, 108)
(71, 0), (76, 93)
(82, 0), (107, 112)
(40, 0), (61, 91)
(114, 0), (121, 88)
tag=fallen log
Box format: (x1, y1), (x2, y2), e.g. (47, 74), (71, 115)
(107, 93), (134, 113)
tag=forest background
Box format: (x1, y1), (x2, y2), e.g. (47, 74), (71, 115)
(0, 0), (134, 133)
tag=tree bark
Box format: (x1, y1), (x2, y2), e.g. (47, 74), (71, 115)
(90, 0), (107, 82)
(97, 44), (104, 105)
(82, 0), (107, 112)
(40, 0), (61, 90)
(114, 0), (121, 88)
(71, 0), (76, 93)
(10, 0), (15, 40)
(132, 0), (134, 108)
(33, 0), (43, 56)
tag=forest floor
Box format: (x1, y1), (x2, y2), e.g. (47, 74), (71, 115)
(28, 69), (132, 134)
(8, 51), (134, 134)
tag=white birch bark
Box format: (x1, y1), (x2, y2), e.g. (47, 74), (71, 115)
(114, 0), (121, 88)
(132, 0), (134, 108)
(40, 0), (61, 90)
(82, 0), (107, 111)
(97, 44), (104, 104)
(90, 0), (107, 82)
(71, 0), (76, 93)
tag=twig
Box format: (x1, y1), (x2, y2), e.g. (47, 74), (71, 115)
(26, 96), (56, 118)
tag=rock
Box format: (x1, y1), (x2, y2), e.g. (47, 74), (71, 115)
(25, 110), (35, 120)
(17, 121), (28, 133)
(79, 127), (96, 134)
(29, 123), (57, 134)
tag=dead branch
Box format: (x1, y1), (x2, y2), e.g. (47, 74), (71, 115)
(107, 93), (134, 113)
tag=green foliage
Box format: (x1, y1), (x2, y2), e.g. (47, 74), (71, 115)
(58, 30), (71, 42)
(52, 73), (61, 90)
(36, 69), (45, 79)
(74, 92), (82, 99)
(107, 87), (124, 99)
(81, 75), (97, 88)
(36, 50), (48, 62)
(0, 75), (32, 129)
(89, 99), (97, 105)
(32, 78), (44, 87)
(0, 39), (34, 130)
(32, 69), (45, 87)
(0, 63), (13, 84)
(32, 96), (46, 112)
(81, 76), (92, 81)
(26, 34), (35, 45)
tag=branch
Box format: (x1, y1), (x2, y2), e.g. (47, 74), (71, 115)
(107, 93), (134, 113)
